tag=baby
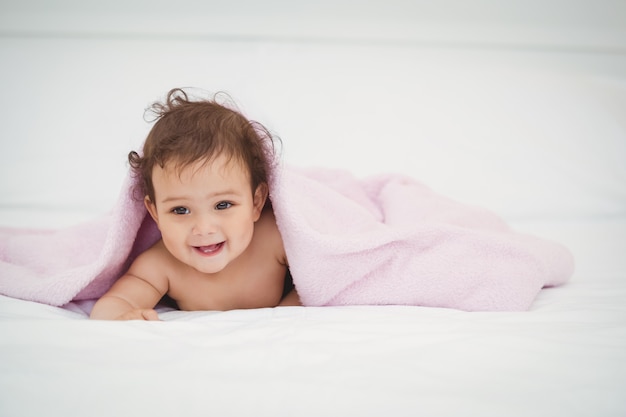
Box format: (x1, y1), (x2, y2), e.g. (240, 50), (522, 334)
(90, 89), (300, 320)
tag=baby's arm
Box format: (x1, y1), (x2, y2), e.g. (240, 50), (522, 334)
(90, 249), (168, 320)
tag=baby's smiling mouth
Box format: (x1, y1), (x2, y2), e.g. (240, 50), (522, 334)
(194, 242), (225, 255)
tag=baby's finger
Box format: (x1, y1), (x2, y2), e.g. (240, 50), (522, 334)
(142, 309), (161, 321)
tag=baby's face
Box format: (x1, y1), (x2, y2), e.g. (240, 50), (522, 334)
(145, 154), (265, 274)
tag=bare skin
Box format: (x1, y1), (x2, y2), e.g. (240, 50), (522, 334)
(90, 155), (300, 320)
(91, 210), (296, 320)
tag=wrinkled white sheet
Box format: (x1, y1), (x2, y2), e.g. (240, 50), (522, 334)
(1, 219), (625, 417)
(1, 282), (625, 417)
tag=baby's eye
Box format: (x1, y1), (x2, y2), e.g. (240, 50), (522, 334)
(171, 207), (190, 215)
(215, 201), (232, 210)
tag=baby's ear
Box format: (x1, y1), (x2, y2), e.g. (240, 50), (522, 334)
(144, 196), (159, 224)
(253, 183), (269, 219)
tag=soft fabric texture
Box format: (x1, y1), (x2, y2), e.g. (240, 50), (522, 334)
(0, 165), (574, 311)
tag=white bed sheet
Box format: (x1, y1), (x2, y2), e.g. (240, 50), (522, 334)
(1, 283), (625, 417)
(1, 220), (625, 417)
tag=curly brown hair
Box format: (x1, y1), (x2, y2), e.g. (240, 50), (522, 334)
(129, 88), (278, 204)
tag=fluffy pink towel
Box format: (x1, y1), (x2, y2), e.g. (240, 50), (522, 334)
(0, 174), (160, 306)
(0, 165), (574, 311)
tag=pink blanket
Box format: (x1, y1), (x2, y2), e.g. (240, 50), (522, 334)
(0, 165), (574, 311)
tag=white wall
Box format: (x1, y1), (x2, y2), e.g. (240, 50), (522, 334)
(0, 1), (625, 229)
(1, 0), (625, 51)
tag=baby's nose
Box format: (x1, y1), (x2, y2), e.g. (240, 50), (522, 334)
(192, 214), (218, 235)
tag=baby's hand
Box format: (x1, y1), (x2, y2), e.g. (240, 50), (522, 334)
(115, 308), (161, 321)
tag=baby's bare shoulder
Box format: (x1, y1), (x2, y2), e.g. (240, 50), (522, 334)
(255, 208), (280, 236)
(254, 209), (286, 260)
(127, 240), (172, 280)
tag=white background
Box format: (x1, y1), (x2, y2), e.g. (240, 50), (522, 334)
(0, 0), (625, 270)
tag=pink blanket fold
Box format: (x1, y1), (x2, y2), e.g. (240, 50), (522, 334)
(0, 165), (574, 311)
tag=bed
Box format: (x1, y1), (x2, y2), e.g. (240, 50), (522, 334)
(1, 1), (625, 416)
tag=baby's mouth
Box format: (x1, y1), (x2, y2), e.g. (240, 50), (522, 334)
(194, 242), (224, 255)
